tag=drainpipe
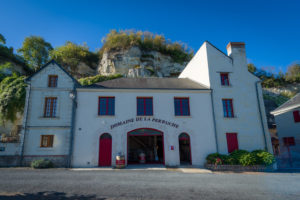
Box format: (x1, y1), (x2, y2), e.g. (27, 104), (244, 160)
(20, 83), (31, 166)
(255, 81), (268, 151)
(210, 90), (219, 152)
(68, 85), (77, 168)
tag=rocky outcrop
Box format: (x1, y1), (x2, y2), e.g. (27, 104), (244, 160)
(97, 46), (186, 77)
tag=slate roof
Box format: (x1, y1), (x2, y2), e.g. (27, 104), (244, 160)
(83, 77), (209, 90)
(271, 93), (300, 114)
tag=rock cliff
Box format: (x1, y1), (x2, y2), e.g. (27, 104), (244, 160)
(97, 46), (186, 78)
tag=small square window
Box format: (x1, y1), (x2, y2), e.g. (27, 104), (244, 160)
(40, 135), (54, 148)
(98, 97), (115, 116)
(283, 137), (295, 146)
(137, 97), (153, 116)
(48, 75), (58, 87)
(220, 73), (230, 86)
(174, 97), (190, 116)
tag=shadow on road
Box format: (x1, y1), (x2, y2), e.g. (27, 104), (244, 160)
(0, 191), (104, 200)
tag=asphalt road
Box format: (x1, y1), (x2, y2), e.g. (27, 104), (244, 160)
(0, 168), (299, 200)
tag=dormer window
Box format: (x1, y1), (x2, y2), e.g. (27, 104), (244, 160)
(220, 73), (229, 86)
(48, 75), (58, 87)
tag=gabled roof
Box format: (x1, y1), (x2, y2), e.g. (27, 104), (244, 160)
(82, 77), (209, 90)
(271, 93), (300, 115)
(25, 59), (79, 85)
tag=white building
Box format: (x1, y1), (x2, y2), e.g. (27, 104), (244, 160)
(271, 93), (300, 168)
(17, 41), (272, 167)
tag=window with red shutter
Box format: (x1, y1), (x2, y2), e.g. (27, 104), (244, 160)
(220, 73), (230, 86)
(283, 137), (295, 146)
(226, 133), (239, 153)
(293, 110), (300, 122)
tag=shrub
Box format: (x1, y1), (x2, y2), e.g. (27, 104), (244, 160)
(251, 150), (275, 166)
(78, 74), (123, 86)
(239, 153), (256, 166)
(229, 150), (249, 164)
(206, 153), (228, 165)
(31, 159), (54, 169)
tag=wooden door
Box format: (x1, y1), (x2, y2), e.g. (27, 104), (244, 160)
(99, 133), (112, 166)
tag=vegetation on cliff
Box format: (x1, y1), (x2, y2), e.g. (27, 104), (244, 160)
(78, 74), (123, 86)
(99, 30), (194, 64)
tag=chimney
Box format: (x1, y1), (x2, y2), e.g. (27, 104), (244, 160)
(226, 42), (247, 66)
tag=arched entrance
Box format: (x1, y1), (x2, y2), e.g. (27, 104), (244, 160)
(179, 133), (191, 165)
(98, 133), (112, 166)
(127, 128), (164, 164)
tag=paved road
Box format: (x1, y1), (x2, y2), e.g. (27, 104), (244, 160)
(0, 168), (299, 200)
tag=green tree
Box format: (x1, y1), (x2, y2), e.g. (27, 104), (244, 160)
(17, 36), (53, 70)
(0, 33), (6, 44)
(285, 64), (300, 83)
(50, 41), (98, 76)
(247, 63), (257, 74)
(0, 74), (27, 123)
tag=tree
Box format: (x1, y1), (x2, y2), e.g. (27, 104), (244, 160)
(49, 41), (98, 75)
(17, 36), (53, 70)
(0, 33), (6, 44)
(247, 63), (257, 74)
(285, 64), (300, 83)
(0, 74), (26, 123)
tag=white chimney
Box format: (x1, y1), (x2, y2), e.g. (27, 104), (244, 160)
(226, 42), (247, 67)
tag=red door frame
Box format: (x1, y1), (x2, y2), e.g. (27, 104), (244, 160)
(98, 133), (112, 166)
(179, 133), (192, 165)
(127, 128), (165, 165)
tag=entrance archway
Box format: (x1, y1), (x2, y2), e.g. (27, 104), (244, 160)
(98, 133), (112, 166)
(179, 133), (191, 165)
(127, 128), (164, 164)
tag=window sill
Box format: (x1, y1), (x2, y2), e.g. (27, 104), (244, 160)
(174, 115), (192, 118)
(39, 117), (60, 120)
(39, 147), (54, 150)
(223, 116), (237, 119)
(97, 115), (115, 118)
(220, 85), (232, 87)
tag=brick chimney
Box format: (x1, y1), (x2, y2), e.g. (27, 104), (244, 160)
(226, 42), (247, 67)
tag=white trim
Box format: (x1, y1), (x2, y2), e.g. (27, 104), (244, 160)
(271, 104), (300, 116)
(77, 88), (211, 93)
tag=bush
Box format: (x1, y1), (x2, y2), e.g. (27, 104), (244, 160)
(31, 159), (54, 169)
(206, 153), (229, 165)
(229, 150), (249, 164)
(251, 150), (275, 166)
(78, 74), (123, 86)
(239, 153), (256, 166)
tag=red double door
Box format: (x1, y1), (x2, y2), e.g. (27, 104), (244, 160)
(98, 133), (112, 166)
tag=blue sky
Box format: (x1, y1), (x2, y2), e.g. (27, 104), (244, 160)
(1, 0), (300, 73)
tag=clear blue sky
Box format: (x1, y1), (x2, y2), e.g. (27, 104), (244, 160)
(1, 0), (300, 73)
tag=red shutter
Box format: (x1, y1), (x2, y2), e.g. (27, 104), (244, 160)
(293, 110), (300, 122)
(226, 133), (239, 153)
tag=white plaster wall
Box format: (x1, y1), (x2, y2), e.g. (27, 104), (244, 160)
(0, 143), (20, 155)
(72, 89), (217, 167)
(179, 41), (272, 154)
(23, 128), (70, 155)
(23, 62), (75, 157)
(179, 42), (210, 87)
(274, 109), (300, 158)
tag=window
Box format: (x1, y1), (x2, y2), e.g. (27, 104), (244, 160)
(48, 75), (58, 87)
(40, 135), (54, 148)
(44, 97), (57, 117)
(220, 73), (229, 86)
(222, 99), (234, 118)
(293, 110), (300, 122)
(174, 97), (190, 116)
(226, 133), (238, 153)
(137, 97), (153, 116)
(98, 97), (115, 115)
(283, 137), (295, 146)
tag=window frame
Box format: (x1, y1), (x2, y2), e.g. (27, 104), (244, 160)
(222, 99), (234, 118)
(293, 110), (300, 123)
(174, 97), (190, 116)
(136, 97), (153, 116)
(283, 137), (295, 146)
(48, 75), (58, 88)
(40, 135), (54, 148)
(98, 96), (115, 116)
(220, 73), (230, 86)
(44, 97), (57, 118)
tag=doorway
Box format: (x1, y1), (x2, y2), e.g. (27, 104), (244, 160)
(127, 128), (164, 164)
(179, 133), (191, 165)
(98, 133), (112, 166)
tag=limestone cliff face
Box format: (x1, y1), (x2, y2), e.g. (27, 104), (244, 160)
(97, 46), (187, 77)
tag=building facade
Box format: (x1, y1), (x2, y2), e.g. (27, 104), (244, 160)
(16, 41), (272, 167)
(271, 93), (300, 168)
